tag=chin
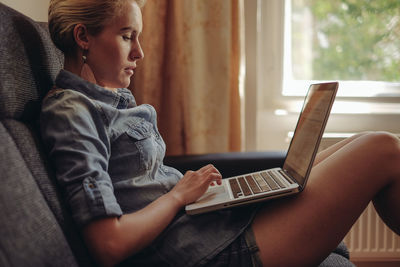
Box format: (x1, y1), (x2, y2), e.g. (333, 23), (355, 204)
(110, 80), (130, 89)
(118, 75), (132, 89)
(121, 80), (131, 89)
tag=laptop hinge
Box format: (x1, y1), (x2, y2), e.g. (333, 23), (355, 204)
(279, 169), (297, 185)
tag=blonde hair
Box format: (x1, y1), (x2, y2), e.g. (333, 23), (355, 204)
(48, 0), (146, 54)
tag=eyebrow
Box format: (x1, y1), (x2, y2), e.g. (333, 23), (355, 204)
(119, 26), (141, 33)
(120, 26), (132, 31)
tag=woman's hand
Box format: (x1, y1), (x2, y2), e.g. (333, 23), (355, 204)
(169, 164), (222, 206)
(83, 164), (222, 266)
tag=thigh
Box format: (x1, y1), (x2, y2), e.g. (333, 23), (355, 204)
(313, 132), (371, 166)
(252, 132), (400, 266)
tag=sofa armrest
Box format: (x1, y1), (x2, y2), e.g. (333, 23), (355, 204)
(164, 151), (286, 178)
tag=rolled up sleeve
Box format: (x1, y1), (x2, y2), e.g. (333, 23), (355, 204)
(41, 90), (123, 227)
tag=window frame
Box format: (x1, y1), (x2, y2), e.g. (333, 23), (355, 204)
(243, 0), (400, 151)
(282, 0), (400, 99)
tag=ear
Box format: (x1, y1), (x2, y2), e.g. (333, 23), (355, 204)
(73, 24), (90, 50)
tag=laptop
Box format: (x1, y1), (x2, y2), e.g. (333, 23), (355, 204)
(185, 82), (338, 215)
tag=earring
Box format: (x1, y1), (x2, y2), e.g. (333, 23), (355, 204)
(80, 49), (97, 84)
(82, 49), (88, 64)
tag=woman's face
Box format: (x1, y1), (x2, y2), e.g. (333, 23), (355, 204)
(86, 0), (144, 89)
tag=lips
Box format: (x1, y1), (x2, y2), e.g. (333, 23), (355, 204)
(125, 66), (136, 75)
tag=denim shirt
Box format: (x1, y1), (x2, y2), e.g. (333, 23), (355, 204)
(40, 70), (257, 267)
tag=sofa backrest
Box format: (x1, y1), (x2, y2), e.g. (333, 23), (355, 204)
(0, 3), (94, 266)
(0, 5), (62, 122)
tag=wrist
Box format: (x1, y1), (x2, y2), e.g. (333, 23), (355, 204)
(165, 190), (186, 210)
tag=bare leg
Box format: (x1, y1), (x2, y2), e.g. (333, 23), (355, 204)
(313, 132), (372, 166)
(252, 132), (400, 266)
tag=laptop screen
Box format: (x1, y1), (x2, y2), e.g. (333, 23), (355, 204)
(283, 82), (338, 188)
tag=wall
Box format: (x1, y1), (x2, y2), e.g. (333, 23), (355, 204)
(2, 0), (49, 21)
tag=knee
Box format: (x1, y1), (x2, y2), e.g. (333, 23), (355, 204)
(362, 131), (400, 160)
(365, 131), (399, 145)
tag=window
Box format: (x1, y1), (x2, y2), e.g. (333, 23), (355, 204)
(284, 0), (400, 97)
(243, 0), (400, 151)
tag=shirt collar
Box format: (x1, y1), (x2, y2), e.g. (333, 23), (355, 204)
(55, 69), (136, 108)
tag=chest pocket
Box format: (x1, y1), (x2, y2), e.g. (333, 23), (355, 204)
(109, 119), (158, 180)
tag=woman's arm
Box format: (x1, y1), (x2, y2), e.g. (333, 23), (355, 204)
(83, 192), (181, 267)
(83, 164), (222, 267)
(41, 90), (221, 266)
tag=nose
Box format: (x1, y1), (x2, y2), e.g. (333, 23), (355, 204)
(130, 40), (144, 61)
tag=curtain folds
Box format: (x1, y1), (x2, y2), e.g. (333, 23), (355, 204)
(130, 0), (242, 155)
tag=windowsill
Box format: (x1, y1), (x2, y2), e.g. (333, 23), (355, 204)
(282, 80), (400, 98)
(274, 100), (400, 115)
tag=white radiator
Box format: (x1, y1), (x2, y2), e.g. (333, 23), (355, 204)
(344, 203), (400, 261)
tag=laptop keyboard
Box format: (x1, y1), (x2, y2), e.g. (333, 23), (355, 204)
(229, 170), (291, 199)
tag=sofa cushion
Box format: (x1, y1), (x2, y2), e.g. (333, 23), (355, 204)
(0, 122), (78, 267)
(2, 119), (96, 266)
(0, 3), (63, 121)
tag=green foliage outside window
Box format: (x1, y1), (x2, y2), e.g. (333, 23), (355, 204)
(291, 0), (400, 82)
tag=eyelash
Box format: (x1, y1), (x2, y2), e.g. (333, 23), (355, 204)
(123, 35), (133, 41)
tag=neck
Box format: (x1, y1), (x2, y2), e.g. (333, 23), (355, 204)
(63, 54), (118, 93)
(63, 54), (83, 77)
(64, 54), (98, 86)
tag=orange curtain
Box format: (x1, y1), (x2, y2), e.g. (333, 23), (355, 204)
(130, 0), (242, 155)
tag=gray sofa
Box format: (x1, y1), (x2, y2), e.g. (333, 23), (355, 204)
(0, 3), (353, 266)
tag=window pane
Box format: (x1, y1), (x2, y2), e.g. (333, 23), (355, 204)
(285, 0), (400, 96)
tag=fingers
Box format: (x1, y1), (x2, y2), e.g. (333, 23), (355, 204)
(198, 164), (221, 176)
(173, 164), (223, 205)
(185, 164), (222, 185)
(197, 164), (217, 173)
(203, 164), (222, 185)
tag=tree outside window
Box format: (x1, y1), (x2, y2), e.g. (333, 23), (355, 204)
(287, 0), (400, 96)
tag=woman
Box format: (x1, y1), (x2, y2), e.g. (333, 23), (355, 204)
(41, 0), (400, 266)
